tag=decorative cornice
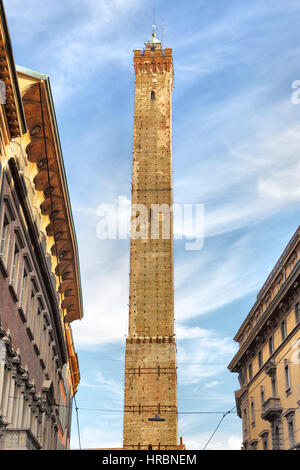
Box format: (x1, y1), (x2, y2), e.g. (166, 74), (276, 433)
(16, 74), (83, 325)
(233, 229), (300, 342)
(126, 335), (176, 345)
(7, 157), (67, 367)
(0, 0), (27, 138)
(283, 408), (296, 418)
(0, 331), (43, 406)
(229, 265), (300, 371)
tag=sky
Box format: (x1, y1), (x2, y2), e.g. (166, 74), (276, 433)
(4, 0), (300, 450)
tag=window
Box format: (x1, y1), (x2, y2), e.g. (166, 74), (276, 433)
(0, 213), (11, 267)
(150, 91), (155, 100)
(260, 386), (265, 406)
(271, 374), (277, 397)
(287, 415), (295, 448)
(28, 290), (36, 330)
(248, 363), (253, 381)
(27, 278), (39, 334)
(258, 350), (263, 369)
(250, 440), (258, 450)
(251, 399), (255, 426)
(269, 335), (274, 355)
(262, 433), (268, 450)
(281, 320), (287, 341)
(40, 323), (48, 366)
(46, 337), (53, 377)
(273, 425), (280, 450)
(0, 198), (15, 269)
(35, 300), (44, 349)
(243, 409), (248, 440)
(284, 360), (291, 392)
(20, 258), (30, 311)
(295, 303), (300, 323)
(239, 369), (246, 387)
(10, 234), (21, 292)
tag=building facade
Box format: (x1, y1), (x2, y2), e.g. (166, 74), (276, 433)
(123, 28), (181, 450)
(0, 1), (82, 450)
(228, 228), (300, 450)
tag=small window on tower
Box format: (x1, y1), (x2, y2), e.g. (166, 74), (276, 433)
(150, 91), (155, 100)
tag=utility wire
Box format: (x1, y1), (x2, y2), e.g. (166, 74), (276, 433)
(8, 394), (297, 415)
(74, 394), (82, 450)
(8, 396), (237, 414)
(203, 406), (236, 450)
(94, 358), (229, 365)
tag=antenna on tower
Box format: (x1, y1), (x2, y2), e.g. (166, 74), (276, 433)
(162, 24), (164, 50)
(152, 7), (157, 39)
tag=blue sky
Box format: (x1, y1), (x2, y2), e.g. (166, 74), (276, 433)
(5, 0), (300, 449)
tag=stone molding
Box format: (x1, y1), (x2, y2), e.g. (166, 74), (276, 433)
(0, 328), (60, 449)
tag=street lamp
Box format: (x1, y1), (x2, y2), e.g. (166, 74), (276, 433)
(148, 414), (165, 422)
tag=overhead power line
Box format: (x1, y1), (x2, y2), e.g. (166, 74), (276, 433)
(8, 396), (236, 414)
(203, 406), (237, 450)
(94, 357), (229, 366)
(74, 395), (82, 450)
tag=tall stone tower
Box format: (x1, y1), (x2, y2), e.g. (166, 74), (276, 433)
(123, 27), (178, 450)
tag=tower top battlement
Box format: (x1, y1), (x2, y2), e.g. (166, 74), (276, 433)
(133, 48), (172, 57)
(133, 25), (172, 62)
(133, 44), (173, 74)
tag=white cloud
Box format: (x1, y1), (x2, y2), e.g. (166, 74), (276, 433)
(72, 232), (261, 348)
(177, 328), (237, 385)
(174, 97), (300, 238)
(175, 235), (261, 324)
(6, 0), (147, 103)
(96, 371), (124, 399)
(176, 326), (210, 340)
(72, 249), (129, 346)
(205, 381), (220, 389)
(7, 0), (300, 452)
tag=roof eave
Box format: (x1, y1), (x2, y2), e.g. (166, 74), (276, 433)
(0, 0), (27, 136)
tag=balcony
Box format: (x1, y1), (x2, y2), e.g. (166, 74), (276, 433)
(261, 397), (282, 422)
(0, 429), (42, 450)
(235, 385), (248, 418)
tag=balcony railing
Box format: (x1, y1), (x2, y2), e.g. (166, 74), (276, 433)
(0, 429), (42, 450)
(261, 397), (282, 422)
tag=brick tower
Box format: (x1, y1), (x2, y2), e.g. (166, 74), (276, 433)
(123, 27), (178, 450)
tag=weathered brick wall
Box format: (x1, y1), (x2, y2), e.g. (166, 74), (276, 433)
(123, 42), (178, 450)
(124, 338), (177, 449)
